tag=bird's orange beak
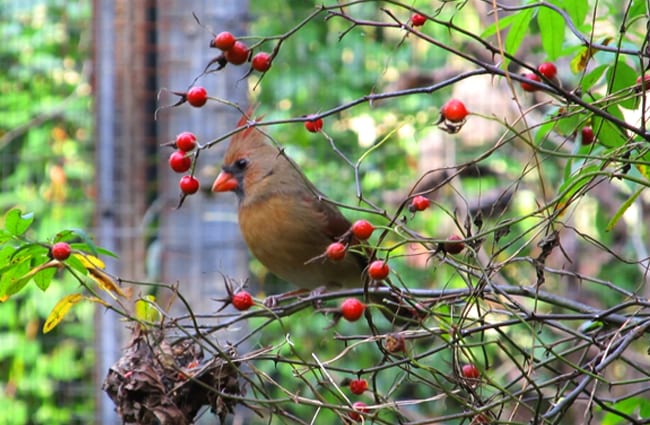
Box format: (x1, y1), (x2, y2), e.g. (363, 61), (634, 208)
(212, 171), (239, 192)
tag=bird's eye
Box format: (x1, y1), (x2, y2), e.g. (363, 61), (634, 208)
(234, 158), (249, 170)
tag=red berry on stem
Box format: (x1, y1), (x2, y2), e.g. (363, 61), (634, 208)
(462, 363), (480, 380)
(51, 242), (71, 261)
(175, 131), (197, 152)
(538, 62), (557, 79)
(340, 298), (366, 321)
(444, 235), (465, 255)
(232, 290), (254, 311)
(326, 242), (347, 261)
(349, 401), (369, 421)
(251, 52), (272, 72)
(368, 260), (390, 280)
(471, 414), (491, 424)
(349, 378), (368, 395)
(211, 31), (236, 51)
(351, 219), (374, 240)
(224, 40), (249, 65)
(186, 86), (208, 107)
(169, 151), (192, 173)
(409, 195), (430, 212)
(304, 115), (323, 133)
(411, 13), (426, 26)
(441, 99), (469, 123)
(636, 74), (650, 90)
(520, 73), (541, 92)
(581, 126), (595, 145)
(179, 175), (200, 194)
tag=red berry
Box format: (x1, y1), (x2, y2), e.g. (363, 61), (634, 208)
(441, 99), (469, 123)
(224, 40), (249, 65)
(411, 13), (426, 26)
(231, 290), (254, 311)
(175, 131), (197, 152)
(340, 298), (366, 322)
(443, 235), (465, 254)
(169, 151), (192, 173)
(636, 74), (650, 89)
(409, 195), (430, 212)
(349, 401), (369, 421)
(520, 72), (541, 92)
(251, 52), (272, 72)
(179, 175), (200, 194)
(349, 378), (368, 395)
(581, 126), (595, 145)
(186, 86), (208, 107)
(368, 260), (390, 280)
(211, 31), (236, 51)
(351, 219), (374, 240)
(326, 242), (347, 261)
(462, 363), (480, 380)
(51, 242), (71, 261)
(538, 62), (557, 79)
(304, 115), (323, 133)
(471, 414), (491, 424)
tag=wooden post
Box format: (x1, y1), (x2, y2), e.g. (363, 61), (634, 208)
(94, 1), (249, 423)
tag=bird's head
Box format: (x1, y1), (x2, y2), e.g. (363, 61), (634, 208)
(212, 109), (302, 204)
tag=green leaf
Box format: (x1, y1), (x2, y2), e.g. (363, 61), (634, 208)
(34, 266), (57, 291)
(4, 209), (34, 236)
(580, 64), (608, 92)
(64, 253), (88, 275)
(0, 258), (32, 296)
(592, 105), (628, 148)
(561, 0), (588, 28)
(480, 13), (520, 38)
(534, 120), (556, 144)
(605, 188), (643, 232)
(538, 5), (564, 60)
(606, 60), (638, 110)
(557, 164), (601, 206)
(504, 8), (535, 67)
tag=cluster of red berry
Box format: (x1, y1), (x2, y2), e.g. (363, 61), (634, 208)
(167, 131), (200, 195)
(521, 62), (597, 146)
(210, 31), (272, 72)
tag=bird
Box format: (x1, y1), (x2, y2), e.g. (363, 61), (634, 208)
(211, 109), (366, 292)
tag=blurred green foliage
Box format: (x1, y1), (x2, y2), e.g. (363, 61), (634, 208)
(0, 1), (95, 424)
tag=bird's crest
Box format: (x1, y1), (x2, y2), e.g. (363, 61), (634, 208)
(231, 105), (266, 147)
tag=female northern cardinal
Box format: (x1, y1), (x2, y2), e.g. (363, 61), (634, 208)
(211, 111), (366, 291)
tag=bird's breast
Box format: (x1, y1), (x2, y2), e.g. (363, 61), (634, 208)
(238, 194), (363, 289)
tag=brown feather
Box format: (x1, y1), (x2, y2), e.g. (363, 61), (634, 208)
(216, 109), (365, 290)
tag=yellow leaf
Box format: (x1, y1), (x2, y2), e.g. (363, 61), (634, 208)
(43, 293), (84, 333)
(74, 253), (105, 269)
(88, 268), (126, 298)
(571, 37), (614, 74)
(135, 295), (161, 323)
(85, 296), (112, 307)
(570, 47), (594, 73)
